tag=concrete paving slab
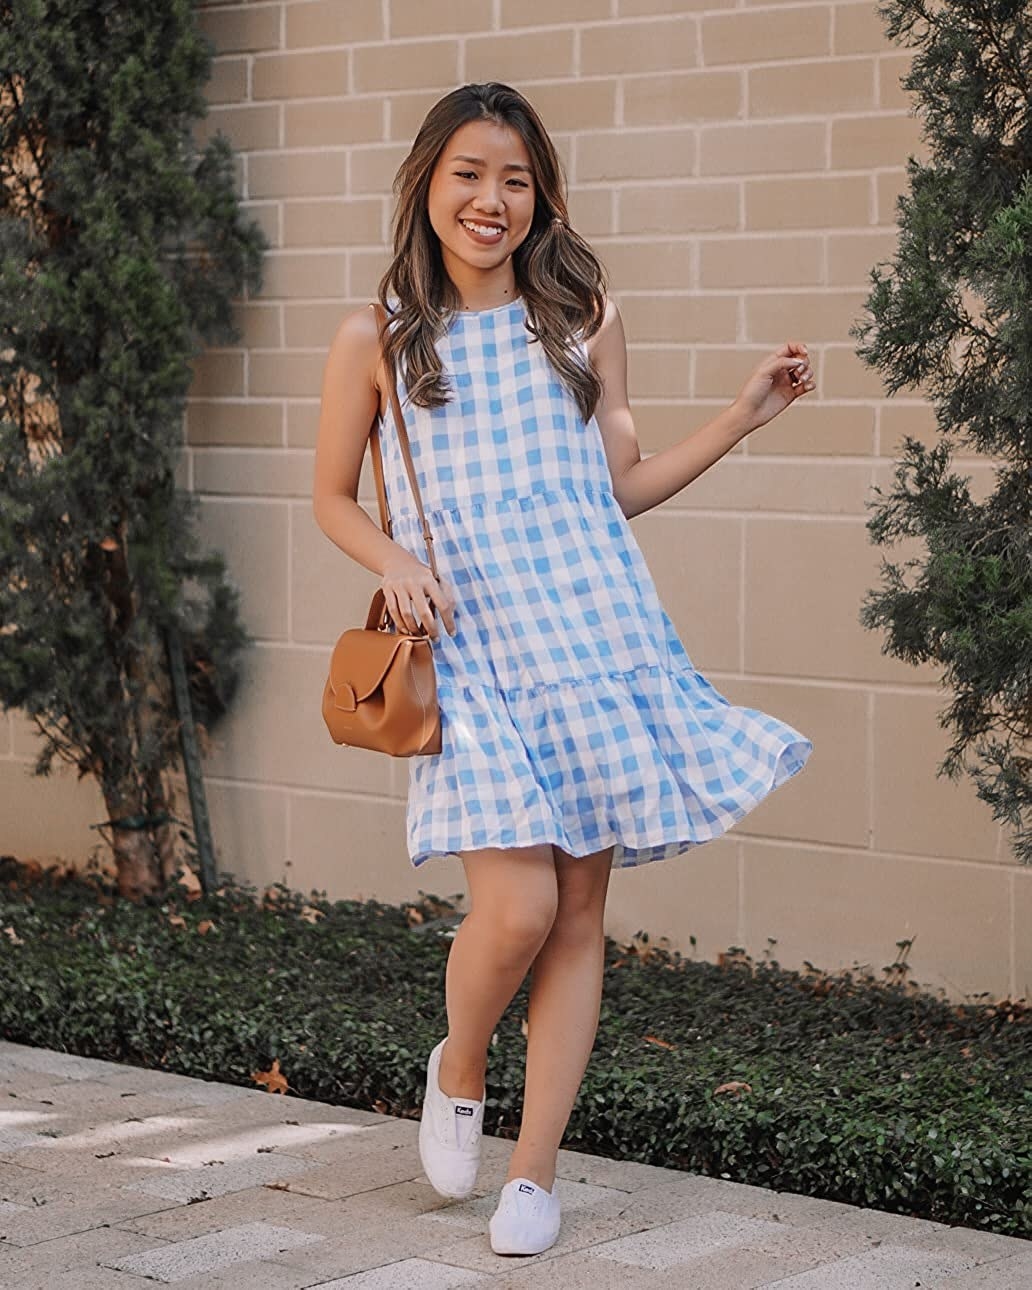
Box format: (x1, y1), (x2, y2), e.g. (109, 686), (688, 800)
(0, 1074), (84, 1100)
(0, 1220), (165, 1287)
(0, 1185), (177, 1248)
(554, 1145), (713, 1193)
(311, 1258), (488, 1288)
(416, 1180), (765, 1277)
(606, 1169), (855, 1227)
(146, 1117), (370, 1168)
(731, 1183), (1025, 1262)
(264, 1212), (477, 1284)
(273, 1149), (427, 1201)
(939, 1252), (1032, 1288)
(4, 1111), (215, 1157)
(0, 1053), (261, 1108)
(1, 1074), (216, 1110)
(264, 1113), (421, 1163)
(746, 1240), (981, 1286)
(891, 1217), (1032, 1263)
(0, 1042), (120, 1083)
(1, 1140), (190, 1189)
(124, 1150), (316, 1203)
(263, 1185), (451, 1238)
(142, 1259), (318, 1290)
(0, 1042), (1025, 1289)
(27, 1267), (156, 1289)
(484, 1250), (663, 1290)
(103, 1220), (323, 1283)
(1, 1091), (228, 1134)
(0, 1158), (76, 1203)
(129, 1081), (389, 1124)
(114, 1184), (333, 1243)
(104, 1074), (260, 1108)
(585, 1209), (868, 1272)
(0, 1126), (52, 1153)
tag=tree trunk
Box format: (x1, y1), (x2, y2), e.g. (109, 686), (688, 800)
(101, 782), (163, 900)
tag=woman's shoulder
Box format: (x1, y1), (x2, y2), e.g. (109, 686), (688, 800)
(325, 302), (390, 414)
(328, 300), (381, 344)
(583, 295), (620, 359)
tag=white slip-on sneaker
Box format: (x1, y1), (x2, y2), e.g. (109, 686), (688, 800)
(418, 1036), (485, 1199)
(489, 1176), (562, 1256)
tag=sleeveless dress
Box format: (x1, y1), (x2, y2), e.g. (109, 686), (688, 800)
(375, 295), (813, 869)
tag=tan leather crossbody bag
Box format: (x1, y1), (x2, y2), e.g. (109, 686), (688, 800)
(321, 301), (442, 755)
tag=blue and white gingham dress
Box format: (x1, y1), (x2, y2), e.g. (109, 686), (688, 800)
(376, 295), (812, 869)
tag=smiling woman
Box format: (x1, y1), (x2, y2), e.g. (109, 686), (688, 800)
(311, 80), (814, 1256)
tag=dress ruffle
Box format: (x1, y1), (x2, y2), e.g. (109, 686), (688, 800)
(407, 661), (812, 868)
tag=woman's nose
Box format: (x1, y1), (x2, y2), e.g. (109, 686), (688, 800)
(473, 188), (505, 210)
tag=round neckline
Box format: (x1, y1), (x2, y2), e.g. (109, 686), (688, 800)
(454, 294), (523, 317)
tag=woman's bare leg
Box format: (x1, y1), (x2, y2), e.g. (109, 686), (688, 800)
(505, 843), (615, 1191)
(436, 843), (559, 1101)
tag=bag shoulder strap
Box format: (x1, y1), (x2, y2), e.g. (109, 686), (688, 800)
(368, 301), (438, 580)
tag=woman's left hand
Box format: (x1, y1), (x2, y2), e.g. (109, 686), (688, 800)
(730, 341), (815, 434)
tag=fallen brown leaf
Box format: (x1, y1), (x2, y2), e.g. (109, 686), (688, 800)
(252, 1058), (289, 1095)
(176, 867), (203, 902)
(643, 1034), (675, 1050)
(197, 920), (214, 935)
(167, 914), (187, 930)
(3, 926), (24, 946)
(713, 1080), (753, 1097)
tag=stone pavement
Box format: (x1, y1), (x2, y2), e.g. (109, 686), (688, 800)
(0, 1040), (1028, 1289)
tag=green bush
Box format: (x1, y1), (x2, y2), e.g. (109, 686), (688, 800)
(0, 859), (1028, 1239)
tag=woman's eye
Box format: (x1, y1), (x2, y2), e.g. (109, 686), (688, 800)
(455, 172), (527, 187)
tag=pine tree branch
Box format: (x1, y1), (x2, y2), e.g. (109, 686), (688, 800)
(0, 72), (47, 217)
(969, 0), (1032, 108)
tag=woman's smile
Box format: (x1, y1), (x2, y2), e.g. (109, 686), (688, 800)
(458, 217), (506, 245)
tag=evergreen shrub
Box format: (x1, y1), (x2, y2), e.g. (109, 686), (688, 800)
(0, 859), (1027, 1239)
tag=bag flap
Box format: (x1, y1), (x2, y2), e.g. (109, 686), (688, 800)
(328, 628), (415, 703)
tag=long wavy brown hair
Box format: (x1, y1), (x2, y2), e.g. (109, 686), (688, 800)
(376, 82), (609, 426)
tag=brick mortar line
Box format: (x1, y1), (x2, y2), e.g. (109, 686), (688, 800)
(718, 836), (1012, 867)
(187, 397), (934, 410)
(198, 342), (903, 353)
(196, 508), (943, 527)
(248, 232), (900, 244)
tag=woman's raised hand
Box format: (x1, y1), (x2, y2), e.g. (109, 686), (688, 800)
(380, 547), (457, 639)
(731, 341), (816, 433)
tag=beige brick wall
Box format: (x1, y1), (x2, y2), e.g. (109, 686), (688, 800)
(6, 0), (1028, 1005)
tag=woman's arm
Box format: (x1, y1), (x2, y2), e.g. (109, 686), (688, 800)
(312, 306), (403, 578)
(589, 300), (811, 521)
(312, 307), (458, 638)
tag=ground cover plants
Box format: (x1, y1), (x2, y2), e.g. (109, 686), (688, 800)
(0, 857), (1028, 1240)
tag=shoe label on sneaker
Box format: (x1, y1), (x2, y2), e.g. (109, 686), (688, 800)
(518, 1182), (536, 1195)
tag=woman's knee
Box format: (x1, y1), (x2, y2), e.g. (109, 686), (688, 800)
(547, 844), (614, 938)
(458, 843), (559, 954)
(490, 898), (558, 956)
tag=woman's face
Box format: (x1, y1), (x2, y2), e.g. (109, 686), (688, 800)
(427, 118), (537, 281)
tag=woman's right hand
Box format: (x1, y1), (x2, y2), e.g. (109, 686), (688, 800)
(380, 548), (457, 639)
